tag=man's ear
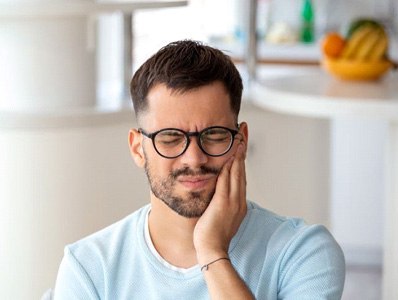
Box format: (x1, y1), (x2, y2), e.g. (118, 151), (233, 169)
(128, 129), (146, 168)
(238, 122), (249, 159)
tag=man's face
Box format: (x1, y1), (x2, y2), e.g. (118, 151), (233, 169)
(137, 82), (242, 218)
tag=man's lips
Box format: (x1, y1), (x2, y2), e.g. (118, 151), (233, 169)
(177, 175), (215, 190)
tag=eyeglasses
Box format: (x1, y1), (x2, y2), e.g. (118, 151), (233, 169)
(139, 125), (240, 159)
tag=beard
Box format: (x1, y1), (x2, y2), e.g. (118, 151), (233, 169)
(144, 153), (220, 218)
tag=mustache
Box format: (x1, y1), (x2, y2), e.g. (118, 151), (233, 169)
(171, 166), (220, 179)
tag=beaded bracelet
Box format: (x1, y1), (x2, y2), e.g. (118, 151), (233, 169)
(200, 257), (231, 272)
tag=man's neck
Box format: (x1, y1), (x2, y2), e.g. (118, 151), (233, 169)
(148, 196), (199, 269)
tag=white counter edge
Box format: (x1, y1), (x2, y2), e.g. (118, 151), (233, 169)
(0, 105), (135, 129)
(249, 80), (398, 121)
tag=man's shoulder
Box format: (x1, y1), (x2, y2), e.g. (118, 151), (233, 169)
(246, 200), (301, 231)
(242, 202), (345, 299)
(245, 200), (339, 252)
(66, 204), (150, 260)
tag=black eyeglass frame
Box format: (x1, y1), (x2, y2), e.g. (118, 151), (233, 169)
(139, 125), (241, 159)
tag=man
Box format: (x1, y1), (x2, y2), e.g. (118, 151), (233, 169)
(54, 40), (345, 299)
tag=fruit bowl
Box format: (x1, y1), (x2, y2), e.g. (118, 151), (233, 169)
(322, 57), (393, 81)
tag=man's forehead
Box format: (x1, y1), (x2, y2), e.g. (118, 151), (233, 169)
(146, 83), (230, 109)
(139, 83), (235, 128)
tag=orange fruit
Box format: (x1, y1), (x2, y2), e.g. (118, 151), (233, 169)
(321, 32), (346, 58)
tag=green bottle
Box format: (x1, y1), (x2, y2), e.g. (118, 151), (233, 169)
(300, 0), (314, 43)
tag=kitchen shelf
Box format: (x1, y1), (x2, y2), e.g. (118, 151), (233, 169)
(211, 37), (398, 66)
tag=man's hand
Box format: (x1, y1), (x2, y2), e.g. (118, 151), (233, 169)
(193, 141), (247, 264)
(193, 141), (254, 299)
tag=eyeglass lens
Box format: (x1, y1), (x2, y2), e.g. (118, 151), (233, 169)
(154, 127), (233, 158)
(155, 130), (187, 157)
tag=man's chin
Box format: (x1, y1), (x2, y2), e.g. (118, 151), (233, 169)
(164, 191), (214, 219)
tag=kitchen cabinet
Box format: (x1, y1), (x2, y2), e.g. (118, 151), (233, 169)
(241, 101), (330, 226)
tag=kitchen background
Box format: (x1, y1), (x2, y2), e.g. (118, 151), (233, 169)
(1, 0), (397, 299)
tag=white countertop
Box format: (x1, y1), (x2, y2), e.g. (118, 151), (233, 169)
(250, 66), (398, 120)
(0, 102), (134, 129)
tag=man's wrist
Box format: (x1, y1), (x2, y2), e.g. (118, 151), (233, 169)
(200, 257), (231, 272)
(196, 249), (229, 266)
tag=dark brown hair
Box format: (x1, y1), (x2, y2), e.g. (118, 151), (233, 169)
(130, 40), (243, 120)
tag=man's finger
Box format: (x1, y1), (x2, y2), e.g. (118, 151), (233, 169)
(229, 143), (245, 205)
(213, 156), (234, 199)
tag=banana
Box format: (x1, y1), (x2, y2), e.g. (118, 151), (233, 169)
(367, 31), (388, 61)
(322, 58), (392, 80)
(355, 28), (385, 61)
(340, 25), (375, 59)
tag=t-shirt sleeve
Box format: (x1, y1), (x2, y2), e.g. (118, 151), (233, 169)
(53, 247), (100, 300)
(277, 224), (345, 300)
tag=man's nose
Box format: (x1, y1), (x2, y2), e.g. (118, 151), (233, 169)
(179, 137), (208, 166)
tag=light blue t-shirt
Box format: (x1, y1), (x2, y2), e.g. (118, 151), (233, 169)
(54, 201), (345, 299)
